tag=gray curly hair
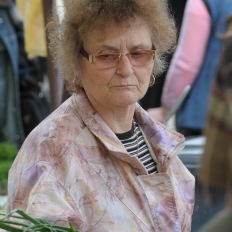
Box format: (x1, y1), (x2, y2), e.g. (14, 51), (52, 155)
(47, 0), (177, 93)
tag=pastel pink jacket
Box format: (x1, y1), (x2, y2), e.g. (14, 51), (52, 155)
(7, 90), (195, 231)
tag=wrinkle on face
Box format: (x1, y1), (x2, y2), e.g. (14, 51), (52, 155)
(81, 18), (154, 111)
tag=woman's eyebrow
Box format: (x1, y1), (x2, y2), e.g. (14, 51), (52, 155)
(129, 45), (152, 50)
(96, 44), (152, 52)
(93, 45), (119, 53)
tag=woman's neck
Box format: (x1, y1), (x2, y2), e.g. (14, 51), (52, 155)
(96, 104), (136, 134)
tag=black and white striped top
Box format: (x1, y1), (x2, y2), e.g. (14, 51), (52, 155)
(115, 121), (158, 174)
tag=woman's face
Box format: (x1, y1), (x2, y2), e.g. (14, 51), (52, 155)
(81, 19), (154, 111)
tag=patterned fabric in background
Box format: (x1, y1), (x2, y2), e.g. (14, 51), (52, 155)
(199, 35), (232, 196)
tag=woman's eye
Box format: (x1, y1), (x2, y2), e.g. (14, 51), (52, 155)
(131, 51), (146, 58)
(97, 54), (118, 60)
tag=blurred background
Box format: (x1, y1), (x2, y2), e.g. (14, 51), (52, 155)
(0, 0), (230, 231)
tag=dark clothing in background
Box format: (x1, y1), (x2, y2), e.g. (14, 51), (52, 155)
(0, 2), (50, 148)
(140, 0), (187, 110)
(0, 3), (25, 147)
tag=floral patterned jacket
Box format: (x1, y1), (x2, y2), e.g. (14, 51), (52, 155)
(7, 89), (195, 232)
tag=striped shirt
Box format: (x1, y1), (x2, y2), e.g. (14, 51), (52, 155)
(115, 121), (158, 174)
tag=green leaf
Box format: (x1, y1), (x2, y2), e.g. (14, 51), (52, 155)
(0, 209), (79, 232)
(0, 222), (23, 232)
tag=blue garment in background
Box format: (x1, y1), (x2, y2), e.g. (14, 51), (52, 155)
(0, 4), (25, 147)
(176, 0), (232, 130)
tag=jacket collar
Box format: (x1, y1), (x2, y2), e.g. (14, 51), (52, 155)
(72, 89), (185, 172)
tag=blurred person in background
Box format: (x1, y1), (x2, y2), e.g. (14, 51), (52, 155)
(6, 0), (195, 231)
(0, 0), (25, 147)
(148, 0), (232, 137)
(198, 15), (232, 232)
(139, 0), (187, 110)
(0, 0), (51, 148)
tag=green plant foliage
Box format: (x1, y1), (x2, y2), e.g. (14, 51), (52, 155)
(0, 209), (79, 232)
(0, 161), (13, 195)
(0, 141), (18, 160)
(0, 141), (18, 195)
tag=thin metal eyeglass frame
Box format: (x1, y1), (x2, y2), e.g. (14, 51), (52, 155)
(80, 47), (156, 67)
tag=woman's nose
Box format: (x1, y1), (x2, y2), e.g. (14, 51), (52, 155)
(116, 54), (134, 76)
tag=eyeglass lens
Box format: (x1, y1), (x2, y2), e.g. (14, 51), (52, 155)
(94, 50), (155, 68)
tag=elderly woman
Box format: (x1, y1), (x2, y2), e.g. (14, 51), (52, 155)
(7, 0), (195, 231)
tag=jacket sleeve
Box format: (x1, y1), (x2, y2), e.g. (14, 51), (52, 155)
(168, 155), (195, 231)
(7, 143), (84, 230)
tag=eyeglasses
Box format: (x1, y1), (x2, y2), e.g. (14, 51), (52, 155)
(80, 47), (156, 69)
